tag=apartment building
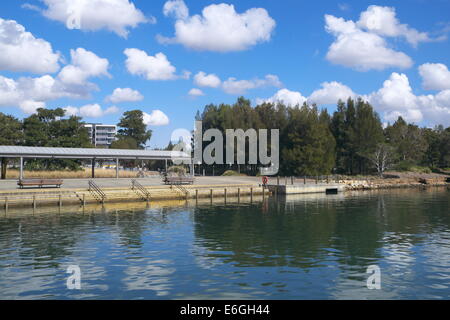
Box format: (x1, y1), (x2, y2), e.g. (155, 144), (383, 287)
(84, 123), (117, 148)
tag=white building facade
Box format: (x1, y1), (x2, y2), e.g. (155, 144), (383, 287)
(84, 124), (117, 148)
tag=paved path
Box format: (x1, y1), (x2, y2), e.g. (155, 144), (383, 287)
(0, 176), (265, 191)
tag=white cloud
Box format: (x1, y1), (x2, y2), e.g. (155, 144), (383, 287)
(124, 48), (181, 80)
(159, 1), (276, 52)
(188, 88), (204, 97)
(58, 47), (110, 86)
(194, 71), (221, 88)
(19, 100), (46, 114)
(308, 81), (356, 105)
(222, 74), (282, 95)
(143, 110), (170, 126)
(325, 14), (413, 71)
(38, 0), (150, 37)
(163, 0), (189, 20)
(0, 17), (60, 74)
(259, 88), (307, 106)
(418, 63), (450, 91)
(366, 72), (450, 125)
(106, 87), (143, 103)
(64, 104), (119, 118)
(0, 48), (110, 114)
(357, 5), (441, 47)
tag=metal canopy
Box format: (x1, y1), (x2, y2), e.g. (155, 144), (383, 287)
(0, 145), (191, 161)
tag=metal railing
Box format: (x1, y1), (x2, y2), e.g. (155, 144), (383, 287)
(131, 179), (151, 202)
(171, 184), (189, 199)
(88, 180), (106, 203)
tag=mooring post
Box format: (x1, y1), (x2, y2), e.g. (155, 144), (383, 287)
(316, 176), (318, 184)
(304, 176), (306, 184)
(285, 176), (287, 185)
(195, 189), (198, 202)
(262, 186), (265, 199)
(33, 195), (36, 210)
(82, 193), (86, 206)
(291, 176), (294, 185)
(5, 197), (8, 211)
(224, 188), (227, 203)
(238, 188), (240, 203)
(250, 187), (253, 203)
(59, 194), (62, 208)
(277, 176), (279, 185)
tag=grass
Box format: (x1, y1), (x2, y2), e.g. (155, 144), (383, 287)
(222, 170), (247, 176)
(5, 168), (152, 179)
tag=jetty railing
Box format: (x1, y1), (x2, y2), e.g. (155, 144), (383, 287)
(131, 179), (151, 202)
(88, 180), (106, 203)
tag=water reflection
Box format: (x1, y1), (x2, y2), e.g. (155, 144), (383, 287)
(0, 188), (449, 299)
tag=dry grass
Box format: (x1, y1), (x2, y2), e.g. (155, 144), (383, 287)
(6, 168), (158, 179)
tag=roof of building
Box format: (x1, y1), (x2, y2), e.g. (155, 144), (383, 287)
(0, 145), (191, 161)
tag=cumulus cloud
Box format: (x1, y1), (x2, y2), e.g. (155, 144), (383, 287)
(19, 100), (47, 114)
(222, 74), (282, 95)
(308, 81), (356, 105)
(257, 73), (450, 126)
(418, 63), (450, 91)
(357, 5), (442, 47)
(163, 0), (189, 20)
(143, 110), (169, 126)
(36, 0), (150, 37)
(58, 48), (110, 87)
(325, 14), (413, 71)
(106, 87), (143, 103)
(158, 0), (276, 52)
(194, 71), (221, 88)
(63, 104), (119, 118)
(124, 48), (184, 80)
(188, 88), (204, 97)
(0, 17), (60, 74)
(0, 48), (110, 113)
(258, 88), (307, 107)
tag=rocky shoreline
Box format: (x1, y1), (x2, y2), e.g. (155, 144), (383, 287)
(342, 174), (450, 191)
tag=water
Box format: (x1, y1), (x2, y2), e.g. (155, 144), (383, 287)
(0, 188), (449, 299)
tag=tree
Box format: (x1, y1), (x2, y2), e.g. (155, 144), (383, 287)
(0, 113), (23, 179)
(22, 108), (91, 170)
(367, 144), (395, 176)
(116, 110), (152, 149)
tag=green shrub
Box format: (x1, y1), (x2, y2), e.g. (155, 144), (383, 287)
(222, 170), (246, 176)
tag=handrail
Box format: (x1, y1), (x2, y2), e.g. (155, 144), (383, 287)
(131, 179), (151, 201)
(88, 180), (106, 203)
(172, 184), (189, 198)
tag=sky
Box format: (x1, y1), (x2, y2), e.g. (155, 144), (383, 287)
(1, 0), (450, 148)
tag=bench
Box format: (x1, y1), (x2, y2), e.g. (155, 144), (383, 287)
(164, 176), (195, 185)
(18, 179), (63, 189)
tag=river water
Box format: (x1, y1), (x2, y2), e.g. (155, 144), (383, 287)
(0, 188), (449, 299)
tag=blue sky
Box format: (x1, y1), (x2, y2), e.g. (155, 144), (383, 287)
(1, 0), (450, 148)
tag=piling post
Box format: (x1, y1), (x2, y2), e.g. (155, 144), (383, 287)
(59, 194), (62, 208)
(195, 189), (198, 202)
(304, 176), (306, 184)
(250, 187), (253, 203)
(82, 193), (86, 207)
(5, 197), (8, 211)
(33, 195), (36, 209)
(277, 176), (279, 185)
(224, 188), (227, 203)
(291, 176), (294, 185)
(285, 177), (287, 185)
(238, 188), (240, 203)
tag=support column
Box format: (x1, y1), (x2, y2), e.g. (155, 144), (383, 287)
(1, 157), (6, 180)
(91, 158), (95, 178)
(116, 158), (119, 179)
(190, 160), (194, 177)
(165, 159), (168, 172)
(19, 157), (23, 180)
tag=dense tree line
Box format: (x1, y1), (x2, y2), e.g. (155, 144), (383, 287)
(197, 97), (450, 176)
